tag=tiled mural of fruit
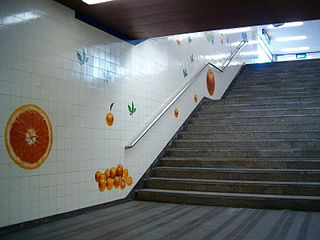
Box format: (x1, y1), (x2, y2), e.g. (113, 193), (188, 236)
(5, 104), (53, 170)
(120, 177), (127, 189)
(206, 69), (215, 96)
(106, 178), (114, 190)
(128, 101), (137, 116)
(95, 164), (133, 192)
(98, 178), (106, 192)
(114, 176), (120, 189)
(205, 32), (215, 45)
(182, 68), (188, 78)
(106, 102), (115, 126)
(194, 94), (198, 103)
(174, 108), (179, 118)
(77, 49), (89, 65)
(126, 176), (133, 186)
(116, 163), (123, 176)
(190, 54), (195, 63)
(110, 167), (116, 178)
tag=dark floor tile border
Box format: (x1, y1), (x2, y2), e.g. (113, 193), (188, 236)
(0, 198), (129, 237)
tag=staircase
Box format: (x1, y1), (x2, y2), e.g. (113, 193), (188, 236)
(135, 59), (320, 211)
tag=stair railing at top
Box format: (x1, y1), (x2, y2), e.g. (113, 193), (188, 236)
(125, 40), (247, 149)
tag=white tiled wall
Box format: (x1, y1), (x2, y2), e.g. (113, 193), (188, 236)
(0, 0), (265, 227)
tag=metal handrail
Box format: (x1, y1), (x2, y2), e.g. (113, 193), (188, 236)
(257, 34), (273, 62)
(222, 40), (247, 68)
(125, 40), (247, 149)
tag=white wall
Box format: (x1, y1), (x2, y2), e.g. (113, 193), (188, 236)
(0, 0), (259, 227)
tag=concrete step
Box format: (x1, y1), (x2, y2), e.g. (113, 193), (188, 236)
(205, 95), (320, 105)
(238, 69), (320, 77)
(231, 86), (320, 93)
(174, 139), (320, 150)
(244, 61), (320, 70)
(240, 72), (320, 77)
(135, 60), (320, 211)
(198, 108), (320, 118)
(192, 114), (320, 125)
(238, 71), (320, 78)
(201, 101), (320, 112)
(232, 86), (320, 94)
(168, 148), (320, 158)
(242, 66), (320, 75)
(160, 157), (320, 169)
(239, 68), (320, 74)
(243, 62), (320, 70)
(243, 67), (320, 73)
(136, 189), (320, 211)
(145, 177), (320, 196)
(187, 122), (320, 132)
(225, 91), (320, 100)
(153, 167), (320, 182)
(179, 130), (320, 140)
(233, 86), (320, 93)
(246, 58), (320, 65)
(224, 93), (320, 101)
(236, 75), (320, 83)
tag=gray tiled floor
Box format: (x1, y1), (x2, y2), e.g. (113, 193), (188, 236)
(2, 201), (320, 240)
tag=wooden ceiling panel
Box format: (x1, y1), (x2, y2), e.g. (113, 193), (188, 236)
(54, 0), (320, 40)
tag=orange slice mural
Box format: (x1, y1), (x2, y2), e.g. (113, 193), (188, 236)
(206, 69), (215, 96)
(5, 104), (53, 170)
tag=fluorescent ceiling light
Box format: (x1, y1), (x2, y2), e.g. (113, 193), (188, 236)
(217, 27), (252, 34)
(82, 0), (113, 5)
(275, 36), (307, 42)
(267, 21), (304, 29)
(281, 47), (310, 52)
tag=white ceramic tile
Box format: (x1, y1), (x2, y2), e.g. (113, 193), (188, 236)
(0, 0), (265, 227)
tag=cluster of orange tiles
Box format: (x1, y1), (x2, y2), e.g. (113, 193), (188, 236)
(95, 164), (133, 192)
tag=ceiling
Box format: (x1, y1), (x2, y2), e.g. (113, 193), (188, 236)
(54, 0), (320, 40)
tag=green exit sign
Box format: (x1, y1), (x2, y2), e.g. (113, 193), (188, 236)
(296, 53), (307, 59)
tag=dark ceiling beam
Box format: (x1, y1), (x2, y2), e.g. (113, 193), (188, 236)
(54, 0), (320, 40)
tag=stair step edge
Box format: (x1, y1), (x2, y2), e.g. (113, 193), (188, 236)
(148, 177), (320, 186)
(168, 148), (320, 151)
(154, 167), (320, 172)
(136, 189), (320, 200)
(161, 157), (320, 161)
(175, 139), (320, 142)
(182, 130), (320, 134)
